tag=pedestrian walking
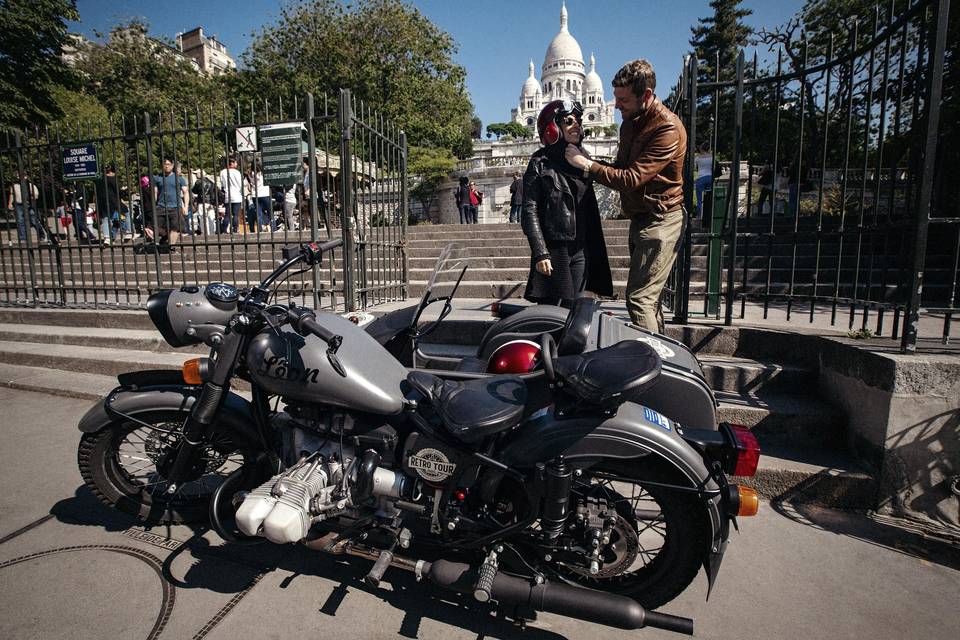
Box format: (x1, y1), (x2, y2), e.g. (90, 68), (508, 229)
(218, 156), (244, 233)
(509, 171), (523, 223)
(152, 156), (189, 249)
(7, 170), (46, 243)
(455, 177), (471, 224)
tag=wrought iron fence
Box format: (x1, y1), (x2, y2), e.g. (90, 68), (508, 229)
(0, 90), (407, 313)
(670, 0), (956, 352)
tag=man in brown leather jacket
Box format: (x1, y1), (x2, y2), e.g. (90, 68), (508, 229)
(566, 59), (687, 332)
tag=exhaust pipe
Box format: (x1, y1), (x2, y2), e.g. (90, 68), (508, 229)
(312, 540), (694, 636)
(426, 559), (693, 635)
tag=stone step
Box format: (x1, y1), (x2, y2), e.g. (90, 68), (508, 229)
(698, 354), (814, 393)
(0, 339), (189, 377)
(715, 390), (845, 449)
(0, 323), (206, 354)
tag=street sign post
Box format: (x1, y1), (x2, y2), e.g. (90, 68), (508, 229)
(62, 144), (99, 180)
(259, 122), (306, 186)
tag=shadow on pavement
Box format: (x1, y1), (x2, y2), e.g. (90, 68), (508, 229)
(771, 494), (960, 572)
(48, 488), (567, 639)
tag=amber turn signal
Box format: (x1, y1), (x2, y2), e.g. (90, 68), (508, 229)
(182, 358), (205, 385)
(737, 486), (759, 517)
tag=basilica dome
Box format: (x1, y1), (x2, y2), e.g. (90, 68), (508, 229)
(583, 54), (603, 94)
(543, 2), (583, 68)
(521, 59), (541, 97)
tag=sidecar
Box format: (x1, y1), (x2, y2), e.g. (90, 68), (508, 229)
(364, 244), (719, 431)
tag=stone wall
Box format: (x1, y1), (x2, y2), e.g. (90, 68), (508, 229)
(818, 340), (960, 532)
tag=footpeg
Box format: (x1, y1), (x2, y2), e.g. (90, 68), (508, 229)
(365, 540), (398, 588)
(473, 549), (499, 602)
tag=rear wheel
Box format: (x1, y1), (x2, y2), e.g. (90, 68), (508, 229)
(554, 458), (711, 610)
(78, 410), (246, 524)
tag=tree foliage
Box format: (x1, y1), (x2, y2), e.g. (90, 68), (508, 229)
(0, 0), (79, 130)
(76, 21), (213, 120)
(244, 0), (473, 155)
(486, 121), (530, 140)
(689, 0), (753, 83)
(408, 145), (456, 222)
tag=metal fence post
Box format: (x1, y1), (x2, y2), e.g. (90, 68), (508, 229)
(143, 112), (163, 289)
(305, 93), (325, 309)
(399, 130), (409, 297)
(679, 55), (698, 324)
(725, 51), (745, 326)
(13, 130), (38, 305)
(338, 89), (357, 311)
(902, 0), (949, 353)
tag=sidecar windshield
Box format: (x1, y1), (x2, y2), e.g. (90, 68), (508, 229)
(423, 242), (468, 302)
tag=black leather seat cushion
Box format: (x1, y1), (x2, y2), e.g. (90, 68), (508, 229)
(454, 356), (488, 373)
(554, 340), (661, 406)
(407, 371), (527, 444)
(557, 296), (597, 356)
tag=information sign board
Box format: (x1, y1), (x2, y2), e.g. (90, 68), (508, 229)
(259, 122), (306, 186)
(62, 145), (99, 180)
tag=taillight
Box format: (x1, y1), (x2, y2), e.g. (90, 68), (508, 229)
(727, 424), (761, 477)
(490, 301), (500, 317)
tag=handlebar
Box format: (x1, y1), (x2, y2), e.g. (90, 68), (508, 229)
(281, 237), (344, 266)
(286, 306), (346, 376)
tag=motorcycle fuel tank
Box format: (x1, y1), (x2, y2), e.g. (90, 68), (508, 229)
(247, 312), (409, 415)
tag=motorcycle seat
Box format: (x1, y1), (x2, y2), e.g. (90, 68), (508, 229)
(554, 340), (661, 407)
(454, 356), (488, 373)
(406, 371), (527, 444)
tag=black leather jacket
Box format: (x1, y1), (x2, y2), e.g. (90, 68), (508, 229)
(521, 152), (581, 260)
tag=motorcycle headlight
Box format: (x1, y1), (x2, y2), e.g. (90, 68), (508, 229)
(147, 284), (236, 347)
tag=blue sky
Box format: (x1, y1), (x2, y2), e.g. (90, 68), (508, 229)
(71, 0), (803, 129)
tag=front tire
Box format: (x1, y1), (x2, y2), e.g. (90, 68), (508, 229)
(78, 409), (246, 524)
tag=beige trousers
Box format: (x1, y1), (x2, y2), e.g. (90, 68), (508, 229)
(625, 209), (685, 332)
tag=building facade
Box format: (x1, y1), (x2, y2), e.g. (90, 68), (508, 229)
(510, 2), (615, 133)
(176, 27), (236, 75)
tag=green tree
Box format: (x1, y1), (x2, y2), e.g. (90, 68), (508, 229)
(408, 145), (456, 223)
(689, 0), (753, 84)
(245, 0), (473, 155)
(486, 121), (530, 140)
(76, 21), (212, 120)
(0, 0), (79, 130)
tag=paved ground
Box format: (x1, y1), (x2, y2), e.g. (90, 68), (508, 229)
(0, 387), (958, 640)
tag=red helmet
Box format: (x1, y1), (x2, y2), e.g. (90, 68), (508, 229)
(537, 98), (584, 146)
(486, 339), (541, 374)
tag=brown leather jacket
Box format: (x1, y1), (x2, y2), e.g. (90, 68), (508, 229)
(590, 98), (687, 218)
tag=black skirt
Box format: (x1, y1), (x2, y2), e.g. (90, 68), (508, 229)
(524, 241), (586, 303)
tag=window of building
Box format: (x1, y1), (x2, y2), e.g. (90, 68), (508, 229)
(527, 100), (533, 109)
(588, 113), (596, 121)
(527, 117), (534, 125)
(566, 79), (571, 91)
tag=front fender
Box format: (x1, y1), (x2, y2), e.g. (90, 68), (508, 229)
(499, 401), (729, 595)
(78, 384), (263, 452)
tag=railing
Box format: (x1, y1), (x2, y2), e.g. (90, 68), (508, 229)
(0, 90), (407, 312)
(670, 0), (955, 352)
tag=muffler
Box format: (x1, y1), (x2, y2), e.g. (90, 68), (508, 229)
(425, 559), (693, 635)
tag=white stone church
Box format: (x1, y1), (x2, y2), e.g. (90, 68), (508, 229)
(510, 2), (616, 132)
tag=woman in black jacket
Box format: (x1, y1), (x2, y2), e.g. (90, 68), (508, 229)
(521, 99), (612, 304)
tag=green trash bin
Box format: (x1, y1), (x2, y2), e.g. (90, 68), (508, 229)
(706, 181), (727, 316)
